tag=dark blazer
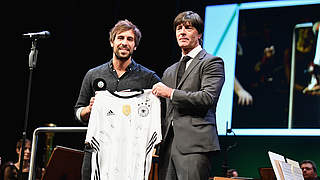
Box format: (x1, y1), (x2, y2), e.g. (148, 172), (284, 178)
(161, 49), (225, 154)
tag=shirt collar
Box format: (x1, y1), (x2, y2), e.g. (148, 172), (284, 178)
(108, 59), (136, 71)
(181, 45), (202, 59)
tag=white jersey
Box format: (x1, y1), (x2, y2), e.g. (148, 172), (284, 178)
(85, 89), (162, 180)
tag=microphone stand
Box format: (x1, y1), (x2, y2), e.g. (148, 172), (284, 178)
(19, 39), (39, 180)
(222, 128), (237, 177)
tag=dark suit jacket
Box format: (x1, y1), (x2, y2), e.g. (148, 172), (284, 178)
(161, 49), (225, 154)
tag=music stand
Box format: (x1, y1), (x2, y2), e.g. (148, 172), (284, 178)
(258, 167), (276, 180)
(41, 146), (84, 180)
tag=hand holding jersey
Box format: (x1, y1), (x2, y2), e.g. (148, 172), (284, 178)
(85, 90), (161, 180)
(74, 20), (161, 180)
(152, 82), (173, 98)
(152, 11), (225, 180)
(80, 97), (95, 121)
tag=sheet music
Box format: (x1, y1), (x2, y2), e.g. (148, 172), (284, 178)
(268, 152), (305, 180)
(268, 151), (286, 180)
(279, 161), (295, 180)
(292, 166), (304, 180)
(286, 158), (300, 167)
(286, 158), (304, 180)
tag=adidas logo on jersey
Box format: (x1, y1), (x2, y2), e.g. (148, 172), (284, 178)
(106, 110), (115, 116)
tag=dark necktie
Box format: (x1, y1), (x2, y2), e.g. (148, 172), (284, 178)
(177, 55), (191, 84)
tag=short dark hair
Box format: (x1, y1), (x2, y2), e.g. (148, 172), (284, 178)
(173, 11), (204, 35)
(173, 11), (204, 46)
(300, 160), (318, 173)
(109, 19), (142, 47)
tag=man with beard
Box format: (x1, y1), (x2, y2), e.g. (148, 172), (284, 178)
(74, 19), (160, 180)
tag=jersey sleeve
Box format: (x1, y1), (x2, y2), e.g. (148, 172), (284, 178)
(152, 93), (162, 144)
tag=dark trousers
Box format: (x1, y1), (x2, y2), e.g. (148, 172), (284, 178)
(82, 145), (92, 180)
(158, 127), (213, 180)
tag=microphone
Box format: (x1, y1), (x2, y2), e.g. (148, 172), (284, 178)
(22, 31), (50, 39)
(93, 78), (107, 91)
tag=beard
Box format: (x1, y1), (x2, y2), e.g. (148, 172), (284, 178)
(114, 46), (133, 61)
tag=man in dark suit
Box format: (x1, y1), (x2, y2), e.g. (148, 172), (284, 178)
(152, 11), (225, 180)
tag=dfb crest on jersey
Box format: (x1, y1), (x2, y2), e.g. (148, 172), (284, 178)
(138, 106), (149, 117)
(122, 104), (131, 116)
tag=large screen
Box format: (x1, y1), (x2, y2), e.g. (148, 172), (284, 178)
(203, 0), (320, 136)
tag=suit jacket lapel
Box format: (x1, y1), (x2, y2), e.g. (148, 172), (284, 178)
(177, 49), (206, 88)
